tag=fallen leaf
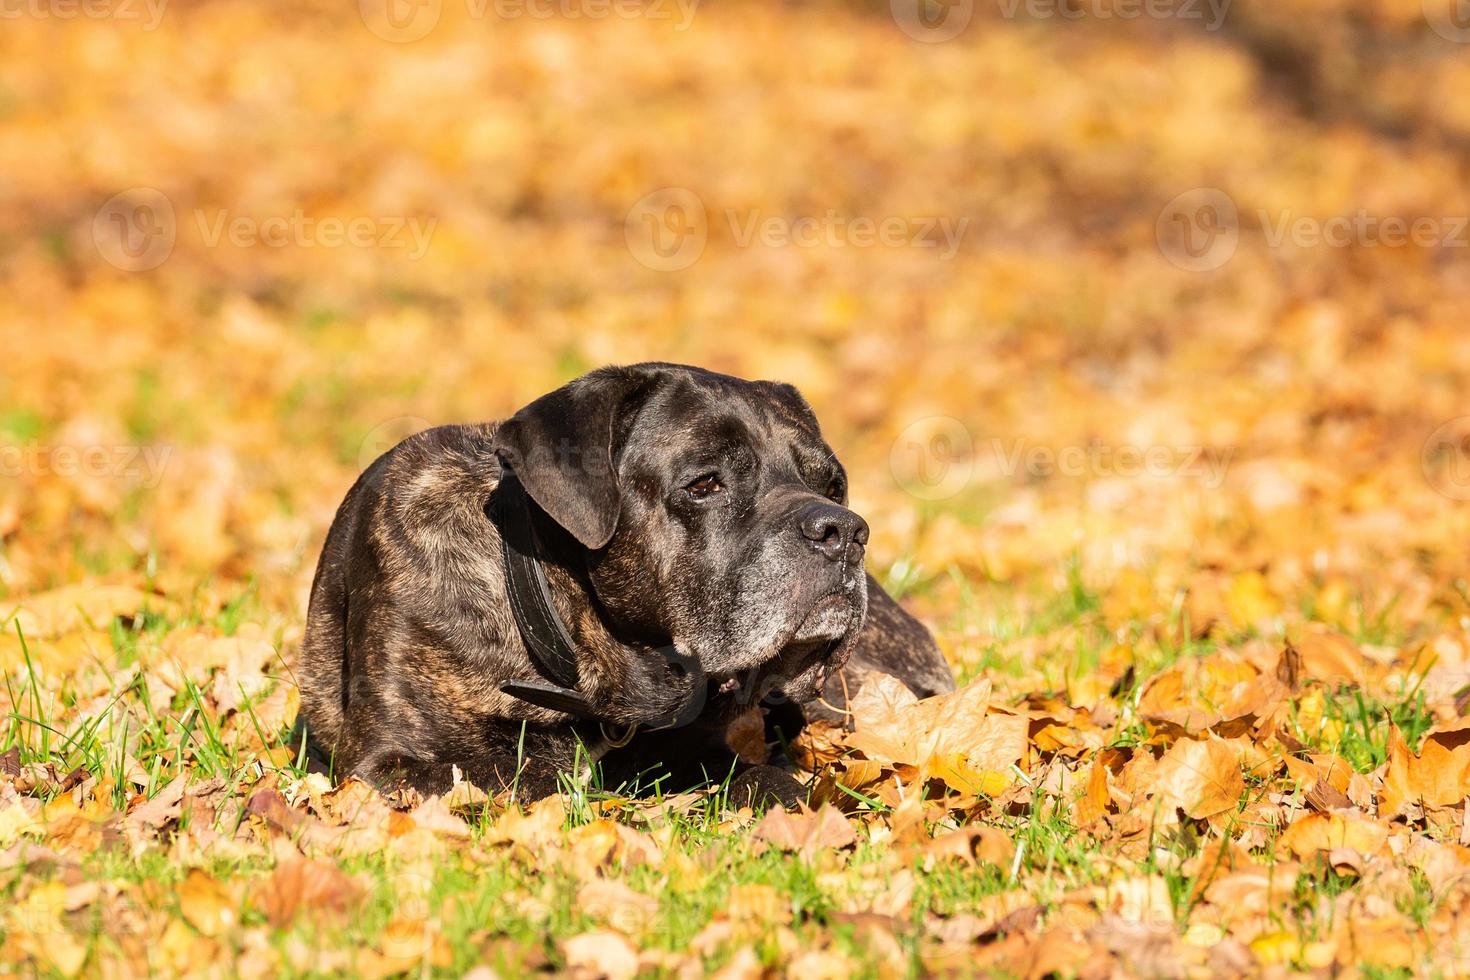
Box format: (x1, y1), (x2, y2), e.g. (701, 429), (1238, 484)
(723, 706), (769, 765)
(1152, 736), (1245, 819)
(253, 858), (361, 927)
(1381, 725), (1470, 815)
(576, 880), (660, 936)
(920, 825), (1015, 868)
(753, 805), (857, 857)
(562, 930), (639, 980)
(178, 870), (238, 937)
(1278, 811), (1390, 861)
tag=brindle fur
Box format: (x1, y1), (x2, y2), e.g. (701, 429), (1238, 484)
(299, 363), (953, 801)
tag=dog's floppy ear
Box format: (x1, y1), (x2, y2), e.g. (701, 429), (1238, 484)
(494, 366), (659, 550)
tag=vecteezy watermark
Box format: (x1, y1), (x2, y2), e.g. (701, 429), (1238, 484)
(358, 0), (698, 42)
(992, 439), (1234, 488)
(996, 0), (1230, 30)
(889, 416), (976, 502)
(890, 419), (1233, 500)
(624, 187), (970, 271)
(890, 0), (974, 42)
(726, 210), (969, 258)
(1157, 187), (1470, 271)
(93, 188), (176, 272)
(889, 0), (1227, 42)
(0, 0), (167, 28)
(193, 209), (437, 259)
(625, 187), (708, 272)
(378, 870), (436, 958)
(1423, 0), (1470, 42)
(1155, 188), (1239, 272)
(1422, 417), (1470, 501)
(92, 189), (439, 270)
(0, 443), (172, 488)
(1257, 210), (1470, 251)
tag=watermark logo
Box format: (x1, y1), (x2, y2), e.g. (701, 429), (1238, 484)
(93, 189), (439, 270)
(0, 443), (172, 488)
(1156, 187), (1238, 272)
(1423, 0), (1470, 42)
(889, 416), (975, 502)
(890, 0), (974, 42)
(725, 210), (968, 258)
(625, 187), (708, 272)
(359, 0), (442, 41)
(996, 0), (1230, 30)
(624, 188), (970, 271)
(1258, 209), (1469, 250)
(888, 422), (1234, 498)
(993, 438), (1233, 488)
(1158, 186), (1470, 272)
(1423, 417), (1470, 501)
(487, 0), (698, 28)
(380, 870), (437, 959)
(360, 0), (698, 41)
(0, 0), (167, 28)
(194, 209), (437, 259)
(93, 188), (176, 272)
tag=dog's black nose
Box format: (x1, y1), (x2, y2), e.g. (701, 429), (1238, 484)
(798, 501), (869, 561)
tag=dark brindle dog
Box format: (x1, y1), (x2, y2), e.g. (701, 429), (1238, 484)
(299, 363), (952, 802)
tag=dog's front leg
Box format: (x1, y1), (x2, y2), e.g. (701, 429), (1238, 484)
(354, 724), (588, 803)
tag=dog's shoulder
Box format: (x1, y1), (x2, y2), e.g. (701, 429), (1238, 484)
(379, 421), (502, 494)
(367, 422), (503, 531)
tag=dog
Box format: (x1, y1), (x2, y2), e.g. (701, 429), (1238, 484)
(299, 363), (953, 803)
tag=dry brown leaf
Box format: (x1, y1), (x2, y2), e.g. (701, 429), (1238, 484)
(1137, 654), (1258, 734)
(1152, 736), (1245, 819)
(576, 880), (660, 936)
(1074, 759), (1113, 826)
(485, 797), (565, 851)
(178, 870), (238, 938)
(1381, 726), (1470, 815)
(724, 883), (790, 925)
(0, 798), (43, 847)
(124, 774), (188, 851)
(1293, 625), (1369, 687)
(723, 706), (769, 766)
(1278, 811), (1391, 861)
(0, 583), (162, 640)
(753, 804), (857, 857)
(789, 718), (847, 771)
(403, 795), (472, 840)
(253, 858), (362, 928)
(710, 946), (762, 980)
(562, 930), (640, 980)
(845, 677), (1027, 782)
(921, 825), (1016, 868)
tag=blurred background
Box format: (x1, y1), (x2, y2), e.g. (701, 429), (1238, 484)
(4, 0), (1470, 688)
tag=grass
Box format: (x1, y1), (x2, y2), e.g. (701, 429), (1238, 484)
(0, 551), (1454, 977)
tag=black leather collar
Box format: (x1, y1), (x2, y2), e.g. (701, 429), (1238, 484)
(494, 467), (692, 748)
(493, 467), (609, 723)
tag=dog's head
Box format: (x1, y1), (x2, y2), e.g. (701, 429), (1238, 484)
(494, 363), (869, 708)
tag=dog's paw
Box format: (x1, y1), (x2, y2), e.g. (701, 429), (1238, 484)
(728, 765), (808, 811)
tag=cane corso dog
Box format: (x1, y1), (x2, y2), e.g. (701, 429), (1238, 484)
(299, 363), (953, 803)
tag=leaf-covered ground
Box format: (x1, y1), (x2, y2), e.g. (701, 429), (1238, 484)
(5, 0), (1470, 976)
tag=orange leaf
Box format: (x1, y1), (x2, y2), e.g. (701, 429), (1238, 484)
(1153, 736), (1245, 819)
(753, 804), (857, 857)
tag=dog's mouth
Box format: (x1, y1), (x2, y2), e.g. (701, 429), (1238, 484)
(706, 632), (845, 701)
(668, 583), (864, 724)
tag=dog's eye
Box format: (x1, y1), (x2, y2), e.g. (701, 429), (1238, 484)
(685, 474), (724, 500)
